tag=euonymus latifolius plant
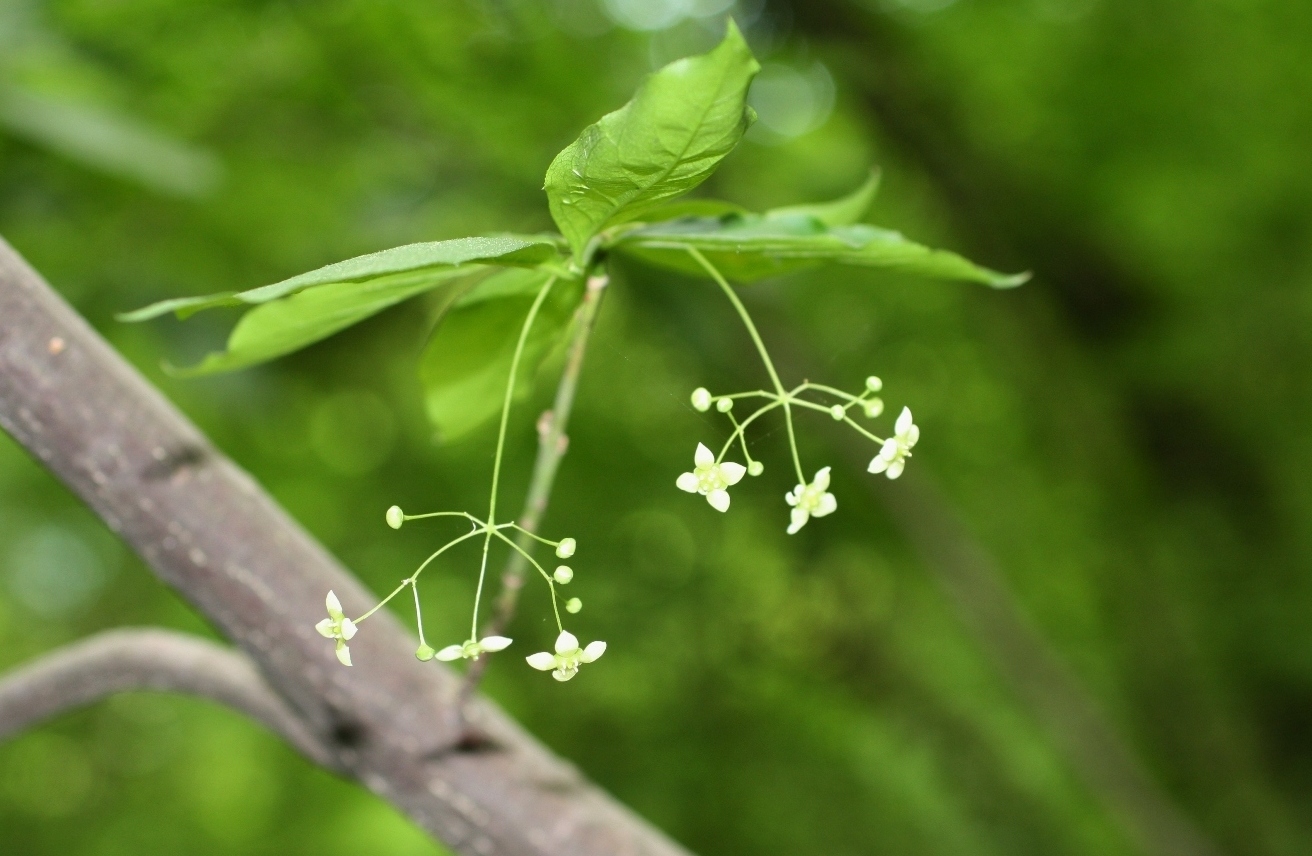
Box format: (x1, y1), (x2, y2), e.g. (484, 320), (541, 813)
(127, 23), (1023, 682)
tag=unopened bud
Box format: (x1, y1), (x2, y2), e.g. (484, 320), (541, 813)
(716, 397), (733, 412)
(553, 566), (574, 584)
(830, 404), (845, 420)
(555, 538), (576, 559)
(386, 505), (405, 529)
(691, 387), (712, 412)
(865, 376), (883, 392)
(415, 644), (435, 662)
(565, 598), (582, 614)
(863, 398), (885, 419)
(748, 460), (764, 476)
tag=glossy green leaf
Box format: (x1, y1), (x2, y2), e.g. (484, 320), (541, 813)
(121, 234), (559, 322)
(420, 269), (585, 442)
(543, 21), (759, 257)
(615, 211), (1027, 288)
(169, 268), (472, 376)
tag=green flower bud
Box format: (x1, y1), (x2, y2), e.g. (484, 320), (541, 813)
(865, 376), (883, 392)
(716, 397), (734, 412)
(565, 598), (582, 614)
(415, 644), (435, 661)
(863, 398), (885, 419)
(386, 505), (405, 530)
(555, 538), (576, 559)
(553, 565), (574, 584)
(748, 460), (764, 477)
(691, 387), (712, 412)
(830, 404), (845, 420)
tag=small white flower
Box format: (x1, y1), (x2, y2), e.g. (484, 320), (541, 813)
(785, 466), (838, 534)
(868, 406), (919, 479)
(315, 590), (358, 666)
(434, 635), (514, 662)
(676, 443), (746, 512)
(526, 630), (606, 682)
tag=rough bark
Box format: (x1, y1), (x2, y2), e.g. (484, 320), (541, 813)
(0, 236), (689, 856)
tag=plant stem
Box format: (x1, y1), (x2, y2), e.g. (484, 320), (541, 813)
(459, 272), (608, 704)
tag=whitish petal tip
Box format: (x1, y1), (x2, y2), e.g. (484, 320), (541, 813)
(676, 472), (700, 493)
(694, 443), (714, 467)
(435, 645), (464, 661)
(336, 644), (353, 667)
(896, 406), (914, 434)
(480, 636), (513, 652)
(707, 489), (731, 512)
(720, 462), (746, 485)
(325, 590), (342, 615)
(815, 493), (837, 517)
(555, 631), (579, 655)
(581, 641), (608, 663)
(315, 619), (335, 638)
(527, 652), (557, 671)
(340, 618), (358, 640)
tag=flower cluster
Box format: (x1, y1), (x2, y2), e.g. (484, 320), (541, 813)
(679, 376), (919, 534)
(313, 508), (604, 681)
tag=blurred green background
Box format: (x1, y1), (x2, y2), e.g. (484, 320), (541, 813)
(2, 0), (1311, 854)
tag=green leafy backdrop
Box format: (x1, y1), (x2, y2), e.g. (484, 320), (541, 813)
(1, 2), (1310, 855)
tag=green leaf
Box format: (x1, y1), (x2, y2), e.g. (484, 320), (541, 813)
(764, 169), (881, 228)
(543, 21), (759, 257)
(121, 234), (560, 322)
(615, 210), (1027, 288)
(170, 267), (472, 376)
(420, 269), (585, 442)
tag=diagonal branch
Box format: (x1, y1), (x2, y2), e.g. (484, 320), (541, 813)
(0, 628), (340, 771)
(0, 236), (690, 856)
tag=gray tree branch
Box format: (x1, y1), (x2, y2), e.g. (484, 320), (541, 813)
(0, 236), (690, 856)
(0, 628), (340, 770)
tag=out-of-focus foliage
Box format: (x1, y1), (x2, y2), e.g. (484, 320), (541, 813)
(0, 2), (1310, 856)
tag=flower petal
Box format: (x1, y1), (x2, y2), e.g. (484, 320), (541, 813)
(325, 590), (343, 619)
(340, 617), (358, 640)
(552, 668), (575, 682)
(581, 640), (608, 663)
(814, 492), (837, 517)
(435, 644), (465, 661)
(694, 442), (715, 467)
(526, 652), (557, 671)
(896, 406), (914, 436)
(315, 618), (336, 638)
(886, 459), (905, 479)
(868, 456), (888, 474)
(676, 472), (700, 493)
(479, 636), (513, 652)
(720, 462), (746, 485)
(335, 642), (353, 667)
(905, 424), (920, 447)
(785, 488), (800, 506)
(707, 489), (731, 512)
(879, 438), (900, 460)
(787, 507), (809, 535)
(555, 630), (580, 655)
(813, 466), (831, 491)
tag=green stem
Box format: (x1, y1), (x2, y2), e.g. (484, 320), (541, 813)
(458, 272), (608, 703)
(686, 247), (805, 483)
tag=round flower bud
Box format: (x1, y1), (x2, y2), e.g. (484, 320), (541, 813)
(863, 398), (885, 419)
(830, 404), (845, 421)
(565, 598), (582, 614)
(716, 397), (734, 412)
(386, 505), (405, 530)
(555, 538), (576, 559)
(415, 644), (435, 662)
(691, 387), (712, 412)
(748, 460), (764, 477)
(865, 376), (883, 392)
(553, 565), (574, 584)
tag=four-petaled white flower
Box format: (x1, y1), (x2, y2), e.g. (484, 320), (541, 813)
(676, 443), (746, 512)
(434, 636), (513, 662)
(868, 406), (919, 480)
(315, 591), (358, 666)
(526, 630), (606, 682)
(785, 466), (837, 534)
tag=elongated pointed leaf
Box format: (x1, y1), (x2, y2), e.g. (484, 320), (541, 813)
(122, 235), (560, 322)
(544, 21), (759, 257)
(615, 211), (1027, 288)
(765, 169), (881, 228)
(171, 268), (472, 376)
(420, 269), (585, 442)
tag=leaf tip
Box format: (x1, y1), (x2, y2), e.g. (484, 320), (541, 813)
(990, 270), (1032, 289)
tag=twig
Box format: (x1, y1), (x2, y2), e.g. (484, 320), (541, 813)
(0, 628), (341, 771)
(0, 237), (690, 856)
(460, 273), (608, 709)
